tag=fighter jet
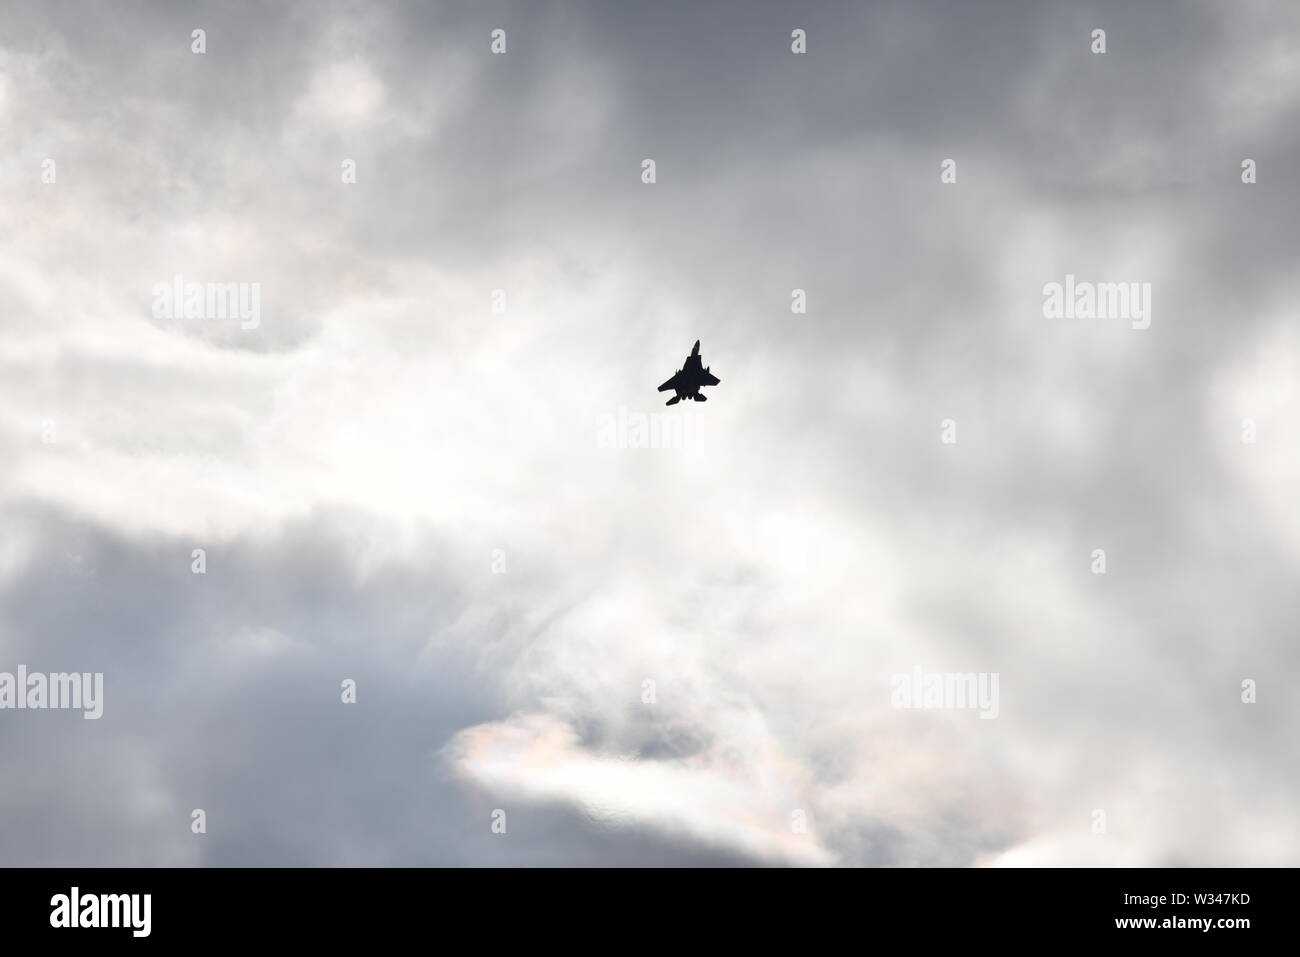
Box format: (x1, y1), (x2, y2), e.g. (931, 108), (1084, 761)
(657, 340), (720, 406)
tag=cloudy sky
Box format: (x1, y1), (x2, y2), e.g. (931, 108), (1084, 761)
(1, 0), (1298, 866)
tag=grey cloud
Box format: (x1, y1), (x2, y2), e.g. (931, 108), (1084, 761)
(1, 0), (1297, 866)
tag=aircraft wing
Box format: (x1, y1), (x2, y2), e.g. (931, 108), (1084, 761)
(701, 370), (720, 386)
(658, 371), (683, 392)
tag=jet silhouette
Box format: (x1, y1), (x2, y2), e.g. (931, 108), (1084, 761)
(657, 340), (720, 406)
